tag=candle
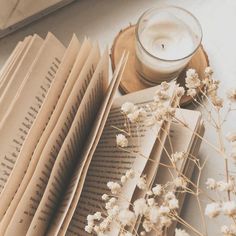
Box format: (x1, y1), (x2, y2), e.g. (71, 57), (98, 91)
(135, 6), (202, 85)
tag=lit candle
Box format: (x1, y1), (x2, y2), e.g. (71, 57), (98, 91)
(135, 6), (202, 85)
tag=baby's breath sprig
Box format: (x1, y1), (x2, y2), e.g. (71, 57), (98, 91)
(85, 72), (236, 236)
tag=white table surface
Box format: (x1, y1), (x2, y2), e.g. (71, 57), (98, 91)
(0, 0), (236, 235)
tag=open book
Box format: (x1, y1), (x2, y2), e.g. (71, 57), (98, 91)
(0, 33), (203, 236)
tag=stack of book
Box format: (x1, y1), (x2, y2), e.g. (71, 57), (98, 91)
(0, 33), (203, 236)
(0, 0), (75, 38)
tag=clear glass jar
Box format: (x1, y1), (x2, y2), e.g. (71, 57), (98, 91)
(135, 6), (202, 85)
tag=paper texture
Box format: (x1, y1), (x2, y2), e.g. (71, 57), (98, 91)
(0, 40), (22, 85)
(139, 109), (202, 235)
(0, 32), (204, 236)
(0, 35), (80, 227)
(0, 37), (92, 235)
(4, 41), (100, 236)
(26, 49), (109, 236)
(0, 34), (43, 121)
(47, 53), (128, 236)
(65, 83), (176, 236)
(0, 33), (65, 196)
(0, 36), (31, 96)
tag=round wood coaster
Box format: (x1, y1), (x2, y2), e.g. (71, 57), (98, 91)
(111, 25), (210, 107)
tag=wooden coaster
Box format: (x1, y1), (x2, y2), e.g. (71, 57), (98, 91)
(111, 25), (209, 107)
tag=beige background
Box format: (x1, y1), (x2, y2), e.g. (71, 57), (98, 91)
(0, 0), (236, 235)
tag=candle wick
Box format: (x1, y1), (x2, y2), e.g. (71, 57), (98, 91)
(161, 44), (165, 49)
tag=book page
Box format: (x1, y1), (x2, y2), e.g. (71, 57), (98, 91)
(0, 35), (80, 224)
(132, 109), (201, 235)
(27, 50), (109, 236)
(0, 38), (92, 235)
(147, 111), (203, 236)
(0, 34), (43, 121)
(133, 109), (202, 202)
(0, 40), (22, 84)
(65, 83), (176, 236)
(47, 53), (128, 236)
(4, 43), (101, 236)
(0, 32), (65, 195)
(0, 36), (31, 96)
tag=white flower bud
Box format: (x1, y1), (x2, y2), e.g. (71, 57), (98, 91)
(116, 134), (128, 148)
(205, 202), (221, 218)
(121, 102), (136, 114)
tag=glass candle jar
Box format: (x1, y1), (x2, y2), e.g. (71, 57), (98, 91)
(135, 6), (202, 85)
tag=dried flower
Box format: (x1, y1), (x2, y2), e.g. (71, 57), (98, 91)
(231, 151), (236, 162)
(121, 102), (137, 114)
(187, 88), (197, 97)
(204, 66), (213, 77)
(176, 87), (185, 97)
(155, 106), (176, 122)
(133, 198), (148, 216)
(127, 108), (147, 123)
(186, 68), (197, 78)
(125, 169), (135, 179)
(227, 89), (236, 102)
(154, 89), (170, 102)
(107, 182), (121, 195)
(221, 224), (236, 235)
(168, 198), (179, 210)
(159, 205), (170, 215)
(118, 209), (135, 226)
(226, 132), (236, 142)
(216, 180), (234, 192)
(121, 175), (127, 184)
(147, 198), (155, 206)
(211, 96), (223, 109)
(207, 80), (220, 97)
(173, 177), (187, 189)
(94, 212), (102, 220)
(116, 134), (128, 148)
(165, 191), (175, 201)
(221, 225), (231, 235)
(85, 225), (93, 233)
(160, 81), (170, 90)
(171, 152), (185, 163)
(142, 219), (153, 232)
(101, 194), (109, 201)
(87, 214), (95, 222)
(222, 201), (236, 216)
(185, 69), (201, 89)
(148, 206), (160, 223)
(160, 215), (172, 227)
(205, 202), (221, 218)
(206, 178), (217, 190)
(107, 205), (119, 218)
(152, 184), (162, 196)
(93, 225), (100, 234)
(105, 198), (116, 210)
(99, 217), (110, 231)
(137, 176), (147, 190)
(86, 66), (236, 236)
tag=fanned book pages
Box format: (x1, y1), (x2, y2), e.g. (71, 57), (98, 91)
(0, 33), (203, 236)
